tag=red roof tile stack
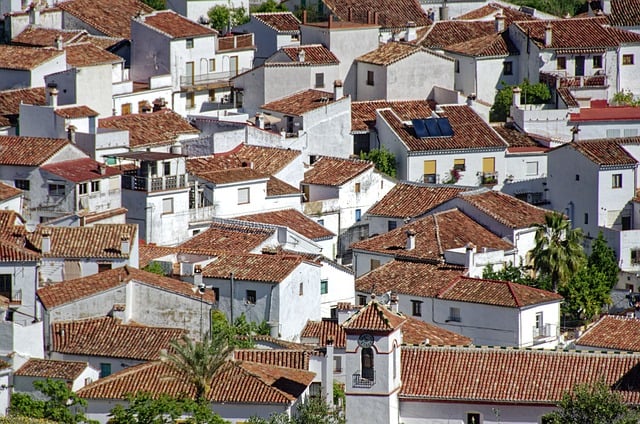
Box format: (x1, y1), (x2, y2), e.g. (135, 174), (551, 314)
(237, 209), (334, 241)
(15, 358), (88, 380)
(342, 300), (406, 332)
(177, 220), (275, 254)
(0, 45), (64, 70)
(303, 156), (374, 186)
(261, 89), (336, 116)
(187, 145), (301, 176)
(64, 43), (123, 67)
(201, 253), (306, 283)
(141, 10), (217, 38)
(323, 0), (431, 28)
(351, 99), (434, 133)
(253, 12), (301, 32)
(0, 136), (69, 166)
(280, 45), (340, 64)
(367, 182), (467, 218)
(356, 42), (426, 66)
(457, 189), (549, 229)
(234, 349), (310, 369)
(576, 315), (640, 351)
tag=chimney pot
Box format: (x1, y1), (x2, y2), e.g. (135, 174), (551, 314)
(406, 21), (417, 41)
(302, 10), (307, 24)
(194, 264), (203, 287)
(298, 49), (305, 62)
(333, 80), (343, 99)
(545, 22), (553, 47)
(494, 13), (505, 32)
(120, 234), (130, 255)
(41, 231), (51, 254)
(406, 229), (416, 251)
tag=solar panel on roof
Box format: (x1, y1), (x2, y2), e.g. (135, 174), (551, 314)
(412, 118), (428, 138)
(424, 118), (441, 137)
(436, 118), (454, 137)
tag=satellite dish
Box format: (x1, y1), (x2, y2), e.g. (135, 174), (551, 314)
(379, 292), (390, 305)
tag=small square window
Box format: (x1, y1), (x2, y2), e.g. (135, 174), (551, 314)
(370, 259), (380, 270)
(14, 179), (29, 191)
(357, 295), (368, 305)
(411, 300), (422, 317)
(448, 307), (461, 322)
(186, 38), (194, 48)
(163, 197), (174, 214)
(575, 174), (580, 181)
(623, 54), (634, 65)
(557, 56), (566, 70)
(320, 279), (328, 294)
(593, 55), (603, 69)
(467, 412), (481, 424)
(91, 181), (100, 192)
(388, 220), (397, 231)
(48, 183), (65, 196)
(315, 73), (324, 88)
(453, 159), (465, 171)
(100, 363), (111, 378)
(612, 173), (622, 188)
(366, 70), (374, 86)
(246, 290), (256, 304)
(238, 187), (250, 204)
(78, 182), (88, 195)
(355, 182), (361, 193)
(317, 219), (324, 226)
(526, 161), (538, 176)
(503, 61), (513, 75)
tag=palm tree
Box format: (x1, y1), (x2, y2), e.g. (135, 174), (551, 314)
(161, 332), (232, 401)
(531, 211), (585, 292)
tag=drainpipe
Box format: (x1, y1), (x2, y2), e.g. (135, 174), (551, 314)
(229, 272), (234, 323)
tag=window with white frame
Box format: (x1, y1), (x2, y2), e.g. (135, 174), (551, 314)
(91, 181), (100, 192)
(526, 161), (538, 176)
(48, 183), (65, 196)
(246, 289), (257, 304)
(186, 38), (194, 48)
(623, 54), (634, 65)
(320, 279), (328, 294)
(209, 58), (216, 72)
(238, 187), (250, 204)
(162, 197), (174, 214)
(411, 300), (422, 316)
(78, 183), (88, 195)
(14, 179), (29, 191)
(612, 173), (622, 188)
(593, 55), (603, 69)
(448, 307), (461, 322)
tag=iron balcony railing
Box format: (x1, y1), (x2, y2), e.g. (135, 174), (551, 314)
(352, 370), (375, 388)
(122, 174), (187, 192)
(180, 69), (249, 87)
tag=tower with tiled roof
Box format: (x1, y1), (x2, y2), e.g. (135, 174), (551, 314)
(342, 298), (405, 424)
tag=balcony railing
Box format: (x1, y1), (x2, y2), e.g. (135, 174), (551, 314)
(122, 174), (187, 192)
(217, 33), (254, 51)
(481, 171), (498, 185)
(180, 69), (249, 88)
(540, 71), (608, 88)
(352, 370), (375, 388)
(533, 323), (557, 341)
(189, 205), (216, 223)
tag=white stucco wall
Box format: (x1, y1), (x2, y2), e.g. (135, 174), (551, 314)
(399, 400), (555, 424)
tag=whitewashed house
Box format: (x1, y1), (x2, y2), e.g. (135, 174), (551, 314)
(0, 45), (65, 90)
(355, 42), (454, 101)
(234, 12), (301, 66)
(166, 0), (246, 23)
(130, 10), (254, 116)
(13, 358), (99, 393)
(0, 182), (23, 213)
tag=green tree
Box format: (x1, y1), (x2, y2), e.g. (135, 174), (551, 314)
(141, 0), (165, 10)
(508, 0), (585, 17)
(531, 211), (585, 292)
(588, 232), (620, 290)
(251, 0), (287, 13)
(160, 333), (232, 401)
(109, 392), (227, 424)
(482, 263), (552, 291)
(559, 267), (611, 320)
(490, 79), (551, 122)
(359, 147), (397, 178)
(9, 379), (96, 424)
(207, 5), (248, 32)
(543, 380), (640, 424)
(247, 396), (344, 424)
(143, 261), (168, 276)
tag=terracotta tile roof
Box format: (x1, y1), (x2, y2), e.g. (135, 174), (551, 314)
(193, 167), (269, 185)
(557, 139), (638, 166)
(54, 105), (99, 119)
(0, 136), (69, 166)
(445, 31), (518, 56)
(457, 189), (549, 229)
(356, 42), (425, 65)
(492, 123), (547, 149)
(0, 182), (22, 201)
(356, 259), (465, 297)
(609, 0), (640, 27)
(342, 300), (407, 332)
(301, 319), (347, 347)
(438, 276), (562, 307)
(570, 105), (640, 122)
(0, 242), (40, 262)
(141, 10), (217, 38)
(250, 334), (315, 350)
(576, 315), (640, 351)
(418, 21), (495, 50)
(0, 116), (9, 127)
(37, 265), (215, 309)
(234, 349), (310, 369)
(557, 87), (579, 108)
(262, 89), (337, 116)
(12, 26), (86, 47)
(201, 253), (306, 283)
(187, 144), (301, 176)
(455, 3), (538, 23)
(28, 224), (136, 258)
(78, 360), (315, 403)
(15, 358), (88, 380)
(352, 209), (513, 261)
(303, 156), (374, 186)
(138, 244), (181, 268)
(51, 317), (185, 360)
(378, 105), (507, 152)
(0, 87), (46, 117)
(0, 45), (64, 70)
(367, 182), (467, 218)
(322, 0), (431, 28)
(57, 0), (154, 39)
(64, 42), (123, 67)
(40, 158), (120, 183)
(267, 176), (300, 196)
(178, 220), (275, 254)
(252, 12), (300, 33)
(514, 18), (640, 50)
(80, 34), (125, 50)
(280, 45), (339, 64)
(99, 110), (199, 148)
(237, 209), (334, 241)
(402, 316), (472, 346)
(400, 346), (640, 404)
(351, 99), (434, 133)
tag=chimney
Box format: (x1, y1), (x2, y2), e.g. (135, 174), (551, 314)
(29, 4), (40, 25)
(373, 11), (379, 25)
(405, 21), (417, 42)
(302, 9), (307, 24)
(465, 242), (476, 270)
(194, 264), (203, 287)
(544, 22), (553, 47)
(405, 229), (416, 251)
(439, 4), (449, 21)
(466, 93), (476, 107)
(328, 14), (333, 29)
(54, 35), (63, 50)
(494, 12), (505, 32)
(512, 86), (521, 108)
(41, 231), (51, 254)
(367, 10), (372, 24)
(347, 7), (353, 21)
(298, 49), (305, 62)
(47, 84), (58, 107)
(333, 80), (343, 100)
(121, 234), (130, 255)
(390, 292), (399, 313)
(255, 113), (264, 129)
(323, 338), (334, 407)
(99, 163), (107, 175)
(67, 125), (77, 143)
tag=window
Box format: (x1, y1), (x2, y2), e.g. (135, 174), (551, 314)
(370, 259), (380, 270)
(48, 183), (65, 196)
(100, 363), (111, 378)
(526, 161), (538, 176)
(355, 209), (361, 222)
(149, 161), (158, 176)
(361, 347), (374, 380)
(91, 181), (100, 192)
(632, 249), (640, 264)
(623, 54), (634, 65)
(612, 173), (623, 188)
(315, 277), (327, 295)
(315, 73), (324, 88)
(357, 295), (368, 305)
(355, 182), (361, 193)
(0, 274), (11, 298)
(575, 174), (580, 181)
(186, 38), (194, 48)
(98, 263), (111, 273)
(584, 213), (588, 225)
(163, 162), (171, 176)
(467, 413), (481, 424)
(78, 183), (88, 195)
(411, 300), (422, 316)
(299, 282), (304, 296)
(622, 216), (631, 230)
(388, 220), (397, 231)
(535, 312), (543, 333)
(453, 159), (465, 171)
(503, 61), (513, 75)
(333, 356), (342, 373)
(607, 129), (621, 138)
(14, 179), (29, 191)
(557, 56), (566, 70)
(455, 59), (460, 73)
(186, 92), (195, 109)
(238, 187), (250, 204)
(317, 219), (324, 226)
(212, 287), (219, 302)
(593, 55), (603, 69)
(162, 197), (174, 214)
(423, 160), (437, 183)
(121, 103), (131, 115)
(246, 290), (257, 304)
(366, 70), (374, 86)
(448, 307), (461, 322)
(209, 58), (216, 72)
(625, 129), (639, 137)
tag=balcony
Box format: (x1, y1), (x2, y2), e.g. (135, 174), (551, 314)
(189, 205), (216, 223)
(480, 171), (498, 185)
(122, 174), (187, 192)
(217, 33), (254, 52)
(540, 71), (608, 89)
(180, 69), (249, 89)
(352, 370), (375, 388)
(533, 323), (557, 343)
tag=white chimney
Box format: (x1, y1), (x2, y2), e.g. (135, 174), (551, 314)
(47, 85), (58, 108)
(494, 13), (505, 32)
(466, 93), (476, 107)
(194, 264), (203, 287)
(405, 229), (416, 251)
(512, 86), (521, 108)
(41, 231), (51, 254)
(333, 80), (343, 100)
(55, 35), (63, 50)
(120, 234), (130, 255)
(544, 22), (553, 47)
(255, 113), (264, 129)
(29, 5), (40, 25)
(323, 339), (334, 407)
(390, 292), (399, 313)
(405, 21), (417, 42)
(298, 49), (305, 63)
(465, 242), (476, 270)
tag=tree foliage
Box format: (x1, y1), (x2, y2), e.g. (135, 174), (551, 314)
(210, 310), (270, 349)
(612, 91), (640, 106)
(588, 232), (620, 290)
(482, 263), (552, 291)
(543, 380), (640, 424)
(9, 379), (95, 424)
(141, 0), (165, 10)
(142, 261), (168, 276)
(359, 147), (397, 178)
(247, 396), (345, 424)
(250, 0), (287, 13)
(508, 0), (586, 17)
(207, 5), (248, 33)
(109, 392), (227, 424)
(490, 79), (551, 122)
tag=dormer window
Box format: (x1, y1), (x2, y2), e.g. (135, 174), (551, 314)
(186, 38), (194, 49)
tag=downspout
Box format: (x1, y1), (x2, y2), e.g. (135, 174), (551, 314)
(229, 272), (234, 324)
